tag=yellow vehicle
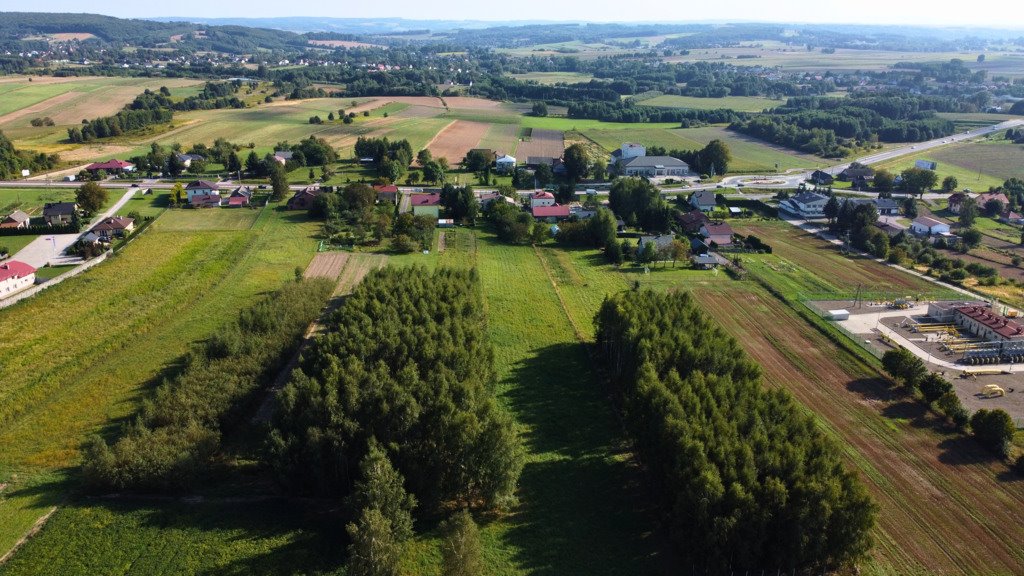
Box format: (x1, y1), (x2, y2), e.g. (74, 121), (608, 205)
(981, 384), (1005, 397)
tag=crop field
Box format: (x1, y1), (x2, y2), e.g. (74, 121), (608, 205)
(424, 120), (491, 163)
(730, 220), (943, 295)
(0, 206), (321, 553)
(477, 122), (521, 155)
(508, 72), (595, 84)
(0, 498), (345, 576)
(665, 46), (1024, 75)
(155, 207), (261, 231)
(674, 126), (823, 172)
(870, 139), (1023, 191)
(641, 94), (783, 113)
(516, 128), (565, 161)
(583, 126), (703, 153)
(696, 283), (1024, 575)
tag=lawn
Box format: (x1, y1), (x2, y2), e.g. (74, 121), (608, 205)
(641, 94), (784, 113)
(0, 204), (321, 553)
(870, 139), (1022, 191)
(0, 236), (39, 257)
(972, 215), (1023, 243)
(156, 207), (261, 231)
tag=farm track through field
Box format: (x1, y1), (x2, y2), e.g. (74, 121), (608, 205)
(697, 286), (1024, 574)
(254, 253), (386, 424)
(425, 120), (491, 163)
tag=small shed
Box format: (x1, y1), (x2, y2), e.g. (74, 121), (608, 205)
(829, 309), (850, 321)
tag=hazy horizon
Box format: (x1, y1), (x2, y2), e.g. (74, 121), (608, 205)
(5, 0), (1024, 30)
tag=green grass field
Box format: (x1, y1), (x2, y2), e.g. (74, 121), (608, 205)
(0, 204), (321, 554)
(156, 207), (261, 231)
(0, 235), (39, 257)
(508, 72), (595, 84)
(870, 139), (1023, 191)
(641, 94), (784, 113)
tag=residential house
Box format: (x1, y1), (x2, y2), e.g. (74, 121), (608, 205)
(226, 186), (253, 208)
(0, 260), (35, 296)
(620, 156), (690, 177)
(977, 191), (1010, 211)
(42, 202), (77, 225)
(185, 180), (221, 205)
(875, 221), (907, 237)
(700, 222), (734, 246)
(286, 186), (322, 210)
(477, 191), (514, 210)
(531, 204), (571, 221)
(838, 166), (874, 182)
(693, 252), (729, 269)
(374, 185), (399, 205)
(495, 154), (517, 174)
(273, 150), (293, 165)
(551, 158), (567, 176)
(411, 193), (442, 218)
(0, 210), (31, 230)
(84, 159), (135, 176)
(91, 216), (135, 239)
(910, 216), (951, 236)
(569, 205), (596, 219)
(809, 170), (834, 185)
(526, 156), (557, 168)
(947, 192), (967, 214)
(1001, 211), (1024, 225)
(779, 192), (829, 219)
(609, 142), (646, 166)
(637, 235), (675, 252)
(175, 153), (205, 168)
(843, 197), (898, 216)
(689, 190), (717, 213)
(530, 191), (556, 209)
(676, 209), (710, 234)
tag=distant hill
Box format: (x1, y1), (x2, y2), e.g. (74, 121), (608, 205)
(146, 17), (556, 34)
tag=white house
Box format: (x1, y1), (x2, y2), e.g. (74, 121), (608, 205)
(779, 192), (829, 219)
(495, 154), (517, 174)
(185, 180), (221, 204)
(910, 216), (951, 236)
(0, 260), (36, 296)
(530, 191), (556, 208)
(610, 142), (646, 165)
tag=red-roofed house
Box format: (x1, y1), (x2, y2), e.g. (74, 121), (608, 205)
(91, 216), (135, 239)
(0, 210), (31, 230)
(977, 192), (1010, 211)
(186, 181), (221, 206)
(85, 159), (135, 175)
(374, 185), (399, 205)
(0, 260), (36, 296)
(530, 191), (556, 209)
(286, 186), (322, 210)
(411, 193), (442, 218)
(700, 222), (734, 246)
(226, 187), (252, 208)
(532, 204), (571, 221)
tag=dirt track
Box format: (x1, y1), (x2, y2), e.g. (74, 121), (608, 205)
(697, 286), (1024, 574)
(303, 252), (349, 280)
(426, 120), (490, 163)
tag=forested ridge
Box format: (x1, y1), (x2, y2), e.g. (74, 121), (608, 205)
(595, 290), (875, 571)
(267, 266), (524, 512)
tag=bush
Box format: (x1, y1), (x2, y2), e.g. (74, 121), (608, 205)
(970, 409), (1015, 458)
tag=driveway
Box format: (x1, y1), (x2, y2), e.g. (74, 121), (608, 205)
(10, 188), (138, 267)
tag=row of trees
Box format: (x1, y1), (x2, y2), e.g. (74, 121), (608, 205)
(595, 290), (876, 571)
(82, 278), (334, 491)
(881, 347), (1014, 456)
(0, 130), (59, 180)
(267, 267), (524, 513)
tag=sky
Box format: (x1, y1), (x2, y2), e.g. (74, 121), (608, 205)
(4, 0), (1023, 29)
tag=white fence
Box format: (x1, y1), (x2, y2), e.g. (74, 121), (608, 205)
(0, 252), (110, 310)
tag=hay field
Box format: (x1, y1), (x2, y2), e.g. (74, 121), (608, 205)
(516, 128), (565, 160)
(425, 120), (491, 163)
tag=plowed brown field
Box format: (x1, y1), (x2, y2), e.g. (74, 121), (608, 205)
(425, 120), (490, 163)
(696, 284), (1024, 574)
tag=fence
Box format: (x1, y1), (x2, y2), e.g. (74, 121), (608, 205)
(0, 252), (110, 310)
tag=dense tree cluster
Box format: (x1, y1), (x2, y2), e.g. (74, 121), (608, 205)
(82, 279), (334, 492)
(731, 94), (956, 157)
(487, 201), (546, 244)
(567, 100), (743, 124)
(354, 136), (413, 180)
(595, 290), (875, 571)
(0, 130), (58, 180)
(440, 184), (479, 223)
(553, 207), (617, 248)
(608, 178), (671, 232)
(67, 90), (174, 142)
(267, 267), (524, 511)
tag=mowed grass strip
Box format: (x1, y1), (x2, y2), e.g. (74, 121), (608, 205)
(641, 94), (784, 113)
(461, 233), (665, 576)
(155, 208), (261, 231)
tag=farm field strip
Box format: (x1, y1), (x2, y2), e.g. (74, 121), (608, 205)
(696, 285), (1024, 574)
(425, 120), (491, 163)
(516, 128), (565, 161)
(640, 94), (783, 113)
(673, 126), (822, 172)
(477, 122), (521, 155)
(870, 139), (1022, 192)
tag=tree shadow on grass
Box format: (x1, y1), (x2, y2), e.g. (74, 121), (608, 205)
(500, 342), (672, 575)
